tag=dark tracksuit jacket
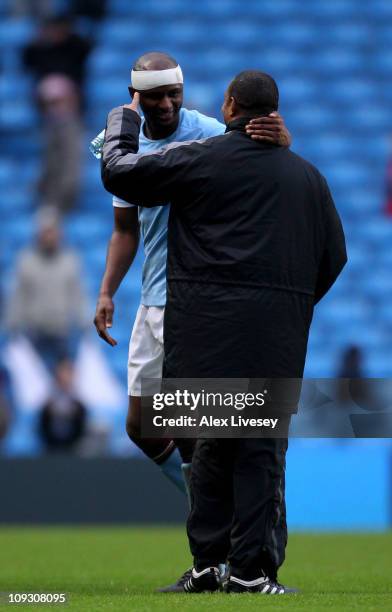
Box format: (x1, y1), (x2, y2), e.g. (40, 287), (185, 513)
(102, 106), (347, 578)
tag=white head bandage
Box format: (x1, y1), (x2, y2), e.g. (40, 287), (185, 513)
(131, 65), (183, 91)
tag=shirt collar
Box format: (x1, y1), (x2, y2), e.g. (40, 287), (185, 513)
(225, 116), (253, 133)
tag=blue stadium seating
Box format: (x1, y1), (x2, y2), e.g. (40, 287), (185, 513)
(0, 74), (33, 100)
(370, 0), (392, 19)
(0, 102), (38, 131)
(325, 79), (379, 106)
(0, 18), (35, 48)
(325, 23), (373, 46)
(304, 0), (366, 19)
(306, 49), (364, 75)
(2, 0), (392, 452)
(87, 49), (130, 78)
(86, 76), (127, 107)
(364, 348), (392, 377)
(373, 51), (392, 76)
(97, 19), (148, 47)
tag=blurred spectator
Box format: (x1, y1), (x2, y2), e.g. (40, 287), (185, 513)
(11, 0), (53, 18)
(338, 345), (364, 379)
(70, 0), (107, 21)
(37, 74), (83, 213)
(0, 366), (11, 449)
(22, 14), (92, 92)
(336, 345), (367, 407)
(5, 210), (89, 372)
(38, 358), (87, 452)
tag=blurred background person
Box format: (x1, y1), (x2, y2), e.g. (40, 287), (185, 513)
(38, 358), (87, 453)
(0, 363), (12, 453)
(5, 210), (89, 372)
(338, 345), (364, 380)
(69, 0), (107, 22)
(11, 0), (107, 21)
(37, 74), (83, 213)
(22, 14), (92, 95)
(336, 344), (366, 406)
(11, 0), (53, 19)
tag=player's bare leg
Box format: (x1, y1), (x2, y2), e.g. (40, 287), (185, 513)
(126, 396), (187, 494)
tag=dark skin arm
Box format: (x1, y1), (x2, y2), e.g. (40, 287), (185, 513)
(246, 112), (291, 146)
(94, 206), (139, 346)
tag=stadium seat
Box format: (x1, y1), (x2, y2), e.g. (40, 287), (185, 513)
(185, 83), (222, 115)
(208, 22), (263, 48)
(86, 77), (126, 107)
(306, 0), (365, 19)
(306, 49), (364, 75)
(369, 0), (392, 19)
(282, 104), (337, 132)
(347, 241), (375, 273)
(350, 104), (392, 130)
(376, 26), (392, 46)
(255, 49), (305, 73)
(355, 217), (392, 244)
(376, 301), (392, 325)
(1, 187), (35, 214)
(64, 215), (111, 247)
(0, 74), (33, 101)
(322, 162), (372, 190)
(279, 77), (318, 104)
(361, 269), (392, 298)
(324, 79), (379, 106)
(236, 0), (297, 18)
(159, 21), (213, 47)
(0, 102), (38, 131)
(339, 188), (381, 217)
(303, 133), (361, 158)
(182, 0), (252, 18)
(97, 19), (149, 46)
(324, 22), (373, 46)
(87, 48), (130, 78)
(364, 348), (392, 377)
(316, 296), (371, 326)
(0, 18), (35, 48)
(378, 242), (392, 266)
(0, 159), (16, 183)
(83, 159), (102, 185)
(2, 217), (35, 250)
(372, 50), (392, 76)
(272, 22), (321, 47)
(304, 348), (341, 378)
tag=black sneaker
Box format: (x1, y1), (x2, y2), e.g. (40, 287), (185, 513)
(157, 567), (193, 593)
(183, 567), (222, 593)
(226, 574), (294, 594)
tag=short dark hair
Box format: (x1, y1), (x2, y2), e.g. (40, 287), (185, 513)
(228, 70), (279, 115)
(133, 52), (178, 72)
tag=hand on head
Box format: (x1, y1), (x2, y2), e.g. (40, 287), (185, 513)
(124, 92), (140, 114)
(245, 112), (291, 147)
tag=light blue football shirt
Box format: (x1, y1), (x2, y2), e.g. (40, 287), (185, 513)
(113, 107), (225, 306)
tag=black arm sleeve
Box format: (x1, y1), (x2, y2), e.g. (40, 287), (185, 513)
(101, 106), (204, 206)
(314, 179), (347, 304)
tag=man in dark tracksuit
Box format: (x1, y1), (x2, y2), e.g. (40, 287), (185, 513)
(101, 71), (347, 594)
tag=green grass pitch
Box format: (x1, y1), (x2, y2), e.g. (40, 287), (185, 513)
(0, 527), (391, 611)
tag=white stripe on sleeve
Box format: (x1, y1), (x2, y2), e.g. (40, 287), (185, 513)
(112, 196), (137, 208)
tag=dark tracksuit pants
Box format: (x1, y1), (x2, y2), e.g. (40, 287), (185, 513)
(187, 436), (288, 581)
(165, 283), (308, 580)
